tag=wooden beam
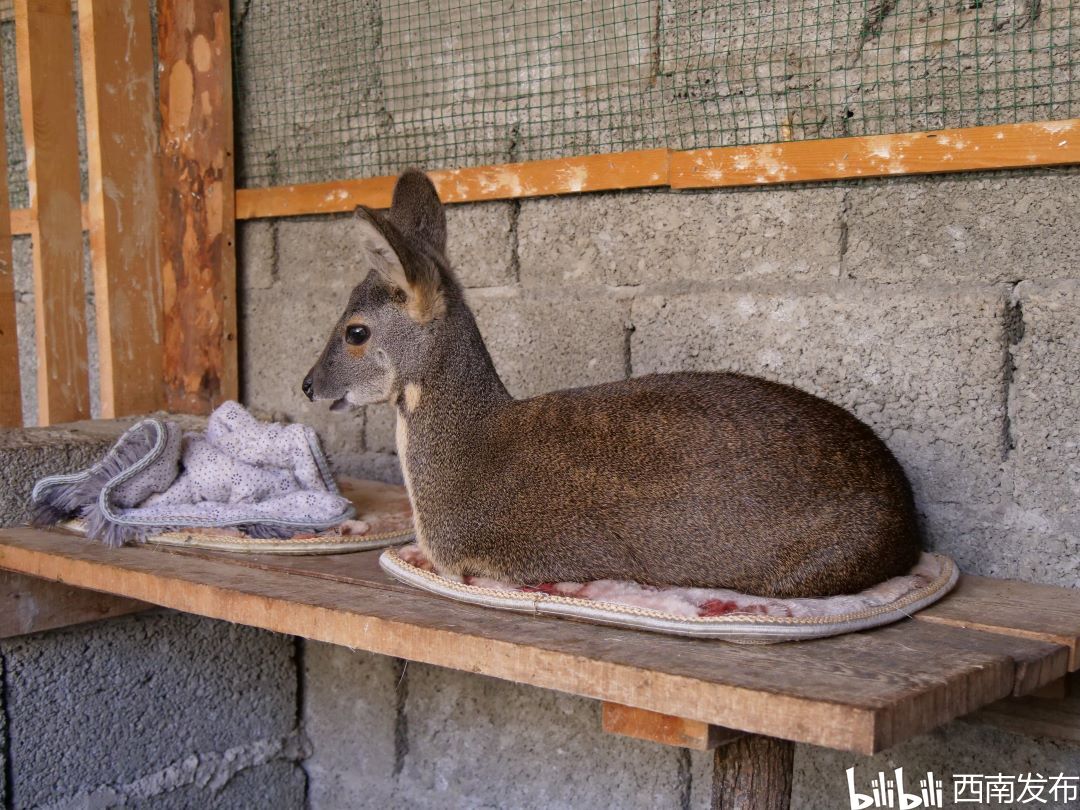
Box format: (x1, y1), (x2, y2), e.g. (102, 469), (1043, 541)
(78, 0), (164, 418)
(15, 119), (1080, 235)
(157, 0), (237, 414)
(235, 150), (672, 220)
(0, 51), (21, 428)
(0, 571), (147, 638)
(712, 735), (794, 810)
(10, 204), (84, 236)
(671, 120), (1080, 188)
(14, 0), (90, 425)
(234, 120), (1079, 219)
(602, 702), (743, 750)
(0, 0), (75, 22)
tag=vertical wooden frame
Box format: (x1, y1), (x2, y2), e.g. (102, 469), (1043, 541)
(78, 0), (164, 418)
(0, 52), (21, 427)
(157, 0), (238, 414)
(14, 0), (89, 425)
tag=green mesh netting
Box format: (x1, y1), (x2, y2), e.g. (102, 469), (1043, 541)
(231, 0), (1078, 189)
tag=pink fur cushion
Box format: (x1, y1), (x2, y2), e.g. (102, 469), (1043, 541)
(380, 544), (959, 642)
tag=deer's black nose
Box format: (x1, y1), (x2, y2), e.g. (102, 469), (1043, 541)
(302, 374), (315, 401)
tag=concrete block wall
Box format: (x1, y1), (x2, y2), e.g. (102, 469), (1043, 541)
(243, 166), (1080, 807)
(0, 424), (306, 808)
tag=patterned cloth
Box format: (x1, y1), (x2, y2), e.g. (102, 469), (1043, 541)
(31, 402), (354, 546)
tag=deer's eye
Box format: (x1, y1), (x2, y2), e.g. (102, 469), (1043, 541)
(345, 324), (370, 346)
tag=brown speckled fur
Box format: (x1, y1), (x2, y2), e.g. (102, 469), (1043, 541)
(305, 171), (922, 598)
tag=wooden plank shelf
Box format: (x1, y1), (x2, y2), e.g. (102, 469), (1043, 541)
(1, 481), (1078, 755)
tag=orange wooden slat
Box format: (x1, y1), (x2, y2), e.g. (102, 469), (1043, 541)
(79, 0), (164, 418)
(671, 120), (1080, 188)
(14, 0), (90, 425)
(235, 149), (672, 218)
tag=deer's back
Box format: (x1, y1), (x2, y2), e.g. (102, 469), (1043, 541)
(420, 371), (921, 597)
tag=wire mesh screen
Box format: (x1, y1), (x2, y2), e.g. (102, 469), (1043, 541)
(239, 0), (1074, 188)
(2, 20), (29, 209)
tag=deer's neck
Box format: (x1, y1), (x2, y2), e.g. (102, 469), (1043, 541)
(392, 303), (509, 554)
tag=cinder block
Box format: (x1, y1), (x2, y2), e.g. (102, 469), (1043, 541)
(793, 721), (1080, 808)
(2, 612), (297, 808)
(242, 215), (367, 456)
(630, 286), (1008, 510)
(1, 652), (6, 807)
(446, 202), (516, 288)
(125, 760), (306, 810)
(0, 420), (126, 527)
(518, 188), (843, 288)
(469, 289), (629, 397)
(396, 664), (689, 809)
(237, 219), (276, 291)
(845, 169), (1080, 283)
(1007, 280), (1080, 586)
(302, 643), (401, 810)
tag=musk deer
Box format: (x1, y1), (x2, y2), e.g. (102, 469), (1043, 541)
(303, 170), (921, 597)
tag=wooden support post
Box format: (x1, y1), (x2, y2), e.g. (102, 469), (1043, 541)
(712, 735), (795, 810)
(602, 702), (743, 751)
(78, 0), (164, 418)
(0, 52), (21, 427)
(157, 0), (237, 414)
(14, 0), (90, 425)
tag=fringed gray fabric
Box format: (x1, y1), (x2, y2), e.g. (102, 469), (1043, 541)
(31, 402), (354, 547)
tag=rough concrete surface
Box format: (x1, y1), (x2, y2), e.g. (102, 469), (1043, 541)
(302, 643), (402, 809)
(2, 611), (302, 808)
(1007, 280), (1080, 585)
(303, 644), (702, 810)
(794, 721), (1080, 810)
(518, 187), (844, 288)
(0, 421), (124, 528)
(843, 169), (1080, 284)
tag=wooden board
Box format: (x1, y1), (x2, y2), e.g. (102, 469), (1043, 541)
(0, 0), (75, 21)
(0, 52), (21, 428)
(10, 204), (83, 236)
(235, 150), (672, 219)
(603, 702), (742, 750)
(78, 0), (164, 418)
(915, 574), (1080, 671)
(16, 120), (1080, 233)
(0, 524), (1066, 755)
(14, 0), (90, 425)
(0, 570), (147, 638)
(235, 121), (1079, 220)
(671, 120), (1080, 188)
(157, 0), (238, 414)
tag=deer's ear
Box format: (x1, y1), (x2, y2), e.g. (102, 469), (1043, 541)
(387, 169), (446, 256)
(356, 208), (445, 324)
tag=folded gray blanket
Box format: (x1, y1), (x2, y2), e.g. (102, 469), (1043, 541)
(31, 402), (354, 546)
